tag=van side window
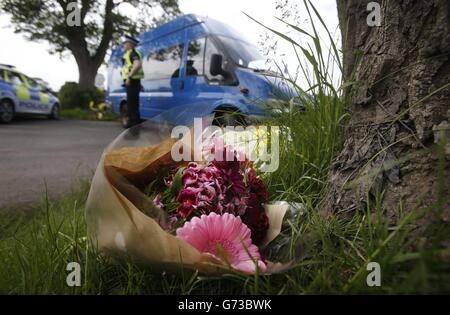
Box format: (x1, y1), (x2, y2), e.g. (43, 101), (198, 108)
(144, 44), (183, 80)
(7, 71), (25, 86)
(187, 38), (205, 76)
(204, 37), (225, 82)
(0, 69), (5, 81)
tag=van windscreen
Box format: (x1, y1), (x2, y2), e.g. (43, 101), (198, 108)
(218, 36), (263, 68)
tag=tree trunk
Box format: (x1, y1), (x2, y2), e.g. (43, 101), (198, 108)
(77, 59), (99, 89)
(322, 0), (450, 223)
(67, 34), (101, 90)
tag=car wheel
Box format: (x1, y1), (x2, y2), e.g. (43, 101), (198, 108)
(48, 104), (60, 120)
(120, 103), (129, 128)
(0, 99), (15, 123)
(212, 107), (247, 127)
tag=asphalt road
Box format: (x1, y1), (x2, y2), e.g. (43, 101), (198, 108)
(0, 117), (123, 210)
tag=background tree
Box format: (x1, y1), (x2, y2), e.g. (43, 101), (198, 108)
(1, 0), (181, 89)
(323, 0), (449, 226)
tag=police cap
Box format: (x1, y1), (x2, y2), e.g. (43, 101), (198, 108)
(122, 35), (139, 45)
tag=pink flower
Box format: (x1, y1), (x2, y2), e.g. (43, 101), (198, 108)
(186, 162), (202, 172)
(198, 168), (215, 182)
(176, 212), (267, 273)
(182, 169), (199, 186)
(167, 214), (179, 229)
(198, 184), (216, 203)
(172, 162), (225, 217)
(176, 188), (198, 217)
(153, 194), (164, 209)
(164, 165), (181, 187)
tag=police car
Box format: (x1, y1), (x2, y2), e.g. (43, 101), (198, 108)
(0, 64), (60, 123)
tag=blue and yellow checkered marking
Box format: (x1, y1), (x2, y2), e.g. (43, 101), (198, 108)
(39, 92), (49, 103)
(11, 85), (50, 103)
(14, 85), (31, 100)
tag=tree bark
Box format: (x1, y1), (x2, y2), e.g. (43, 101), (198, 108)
(67, 40), (100, 89)
(77, 59), (99, 89)
(322, 0), (450, 223)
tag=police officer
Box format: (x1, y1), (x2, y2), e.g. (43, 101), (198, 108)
(121, 35), (144, 128)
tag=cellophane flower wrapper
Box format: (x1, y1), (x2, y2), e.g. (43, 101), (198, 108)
(85, 111), (293, 275)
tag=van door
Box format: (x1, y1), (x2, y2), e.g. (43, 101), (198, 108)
(141, 44), (184, 118)
(25, 76), (51, 114)
(181, 37), (225, 119)
(5, 71), (34, 114)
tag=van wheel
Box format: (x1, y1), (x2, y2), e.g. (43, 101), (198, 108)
(213, 107), (247, 127)
(0, 99), (15, 123)
(120, 103), (129, 128)
(48, 104), (60, 120)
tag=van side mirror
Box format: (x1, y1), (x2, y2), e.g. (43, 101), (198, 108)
(210, 54), (225, 76)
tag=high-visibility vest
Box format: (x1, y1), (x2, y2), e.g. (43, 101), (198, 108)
(121, 49), (144, 79)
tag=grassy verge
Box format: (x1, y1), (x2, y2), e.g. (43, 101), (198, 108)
(0, 160), (449, 294)
(61, 107), (119, 121)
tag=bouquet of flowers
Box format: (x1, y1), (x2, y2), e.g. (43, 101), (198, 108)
(148, 147), (271, 272)
(85, 119), (289, 275)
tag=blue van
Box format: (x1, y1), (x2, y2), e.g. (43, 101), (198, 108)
(107, 14), (296, 127)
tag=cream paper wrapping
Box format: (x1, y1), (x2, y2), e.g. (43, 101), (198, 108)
(85, 121), (289, 275)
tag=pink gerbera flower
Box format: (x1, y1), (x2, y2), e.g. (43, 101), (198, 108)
(176, 212), (266, 273)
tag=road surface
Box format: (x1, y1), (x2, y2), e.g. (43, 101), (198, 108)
(0, 118), (123, 210)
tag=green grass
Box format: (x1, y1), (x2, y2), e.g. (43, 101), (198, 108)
(0, 168), (448, 294)
(61, 107), (119, 121)
(0, 0), (448, 294)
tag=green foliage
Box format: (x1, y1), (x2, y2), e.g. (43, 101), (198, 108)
(0, 0), (181, 55)
(170, 167), (185, 197)
(58, 82), (104, 109)
(61, 107), (119, 121)
(246, 0), (346, 204)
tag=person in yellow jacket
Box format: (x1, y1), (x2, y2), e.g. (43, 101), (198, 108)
(121, 35), (144, 128)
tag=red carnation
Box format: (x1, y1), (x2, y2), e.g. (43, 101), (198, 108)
(242, 205), (269, 245)
(176, 188), (198, 217)
(248, 175), (268, 203)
